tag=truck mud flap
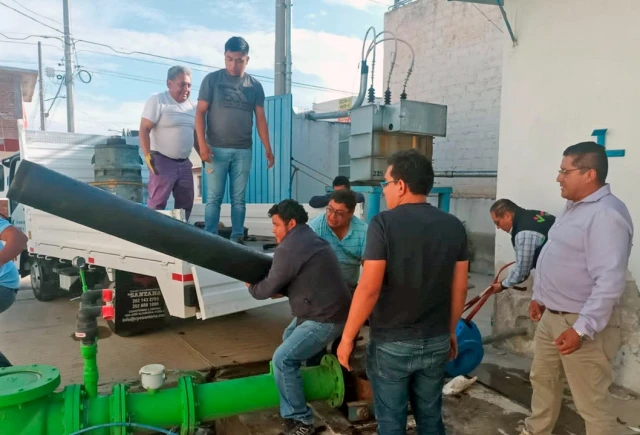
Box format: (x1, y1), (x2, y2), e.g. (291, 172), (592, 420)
(110, 270), (168, 337)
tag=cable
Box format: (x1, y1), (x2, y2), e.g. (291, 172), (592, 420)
(291, 158), (333, 182)
(9, 0), (62, 25)
(361, 26), (377, 61)
(368, 31), (398, 91)
(46, 79), (64, 116)
(73, 39), (356, 95)
(0, 31), (63, 43)
(471, 3), (504, 34)
(68, 422), (176, 435)
(292, 166), (331, 187)
(1, 31), (356, 95)
(366, 37), (415, 98)
(0, 1), (64, 34)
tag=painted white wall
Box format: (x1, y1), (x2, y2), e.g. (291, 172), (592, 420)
(496, 0), (640, 392)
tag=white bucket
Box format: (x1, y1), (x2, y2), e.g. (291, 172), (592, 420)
(139, 364), (166, 390)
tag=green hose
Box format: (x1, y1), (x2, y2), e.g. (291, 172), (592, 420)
(0, 355), (344, 435)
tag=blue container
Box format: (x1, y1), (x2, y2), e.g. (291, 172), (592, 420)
(445, 319), (484, 377)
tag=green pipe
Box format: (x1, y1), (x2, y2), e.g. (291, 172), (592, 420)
(0, 355), (344, 435)
(81, 343), (99, 399)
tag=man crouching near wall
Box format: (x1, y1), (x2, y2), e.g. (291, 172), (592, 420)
(246, 199), (352, 435)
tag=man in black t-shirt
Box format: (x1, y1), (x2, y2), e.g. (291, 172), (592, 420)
(337, 149), (469, 434)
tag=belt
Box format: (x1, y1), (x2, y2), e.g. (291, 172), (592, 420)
(151, 151), (188, 162)
(547, 308), (576, 315)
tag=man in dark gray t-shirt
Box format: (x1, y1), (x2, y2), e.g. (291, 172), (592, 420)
(195, 36), (275, 243)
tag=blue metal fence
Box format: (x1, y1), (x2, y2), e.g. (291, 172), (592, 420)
(201, 94), (293, 204)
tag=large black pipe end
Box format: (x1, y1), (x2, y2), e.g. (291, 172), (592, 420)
(8, 160), (273, 284)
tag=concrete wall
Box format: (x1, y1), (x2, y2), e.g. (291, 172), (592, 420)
(494, 0), (640, 393)
(0, 76), (21, 153)
(383, 0), (503, 273)
(290, 116), (349, 203)
(383, 0), (503, 191)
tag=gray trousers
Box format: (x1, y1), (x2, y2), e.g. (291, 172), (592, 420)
(0, 286), (17, 367)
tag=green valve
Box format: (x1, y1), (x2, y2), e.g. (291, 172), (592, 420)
(0, 364), (61, 408)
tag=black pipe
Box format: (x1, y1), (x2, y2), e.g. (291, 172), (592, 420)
(7, 160), (273, 283)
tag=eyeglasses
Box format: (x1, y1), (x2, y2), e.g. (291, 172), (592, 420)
(557, 168), (583, 175)
(326, 207), (348, 218)
(380, 180), (398, 188)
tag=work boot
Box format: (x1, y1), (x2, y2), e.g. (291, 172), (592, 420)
(283, 420), (314, 435)
(281, 419), (296, 432)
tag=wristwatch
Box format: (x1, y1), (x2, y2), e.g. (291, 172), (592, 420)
(574, 328), (588, 341)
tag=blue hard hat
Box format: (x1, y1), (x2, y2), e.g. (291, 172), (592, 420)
(445, 319), (484, 377)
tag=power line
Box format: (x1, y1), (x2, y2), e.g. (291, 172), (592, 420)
(9, 0), (62, 25)
(0, 1), (65, 34)
(74, 39), (356, 95)
(2, 31), (356, 95)
(0, 3), (358, 95)
(0, 31), (63, 43)
(471, 3), (503, 34)
(77, 47), (354, 94)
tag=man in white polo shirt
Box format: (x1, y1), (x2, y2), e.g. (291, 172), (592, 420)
(139, 65), (198, 219)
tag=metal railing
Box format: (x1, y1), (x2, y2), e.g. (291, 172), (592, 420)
(389, 0), (416, 11)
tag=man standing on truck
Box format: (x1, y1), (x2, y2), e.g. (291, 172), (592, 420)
(246, 199), (351, 435)
(195, 36), (275, 244)
(0, 217), (28, 367)
(139, 65), (197, 220)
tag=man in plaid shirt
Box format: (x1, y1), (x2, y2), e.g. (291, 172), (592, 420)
(490, 199), (556, 293)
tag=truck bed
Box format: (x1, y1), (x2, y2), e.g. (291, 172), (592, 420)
(16, 129), (329, 322)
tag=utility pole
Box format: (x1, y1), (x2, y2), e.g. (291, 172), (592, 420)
(284, 0), (292, 94)
(62, 0), (75, 132)
(37, 41), (46, 131)
(274, 0), (286, 95)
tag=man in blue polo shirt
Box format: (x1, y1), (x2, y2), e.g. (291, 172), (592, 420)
(0, 217), (28, 367)
(309, 189), (367, 293)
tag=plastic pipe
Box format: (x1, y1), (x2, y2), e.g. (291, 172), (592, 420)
(6, 160), (273, 284)
(306, 61), (369, 120)
(80, 344), (98, 399)
(0, 355), (344, 435)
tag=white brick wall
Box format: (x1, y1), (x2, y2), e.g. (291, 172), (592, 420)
(383, 0), (504, 198)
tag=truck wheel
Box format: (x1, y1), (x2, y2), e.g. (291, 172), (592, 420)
(30, 259), (60, 302)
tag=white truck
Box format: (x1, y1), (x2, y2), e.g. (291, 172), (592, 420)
(1, 127), (329, 336)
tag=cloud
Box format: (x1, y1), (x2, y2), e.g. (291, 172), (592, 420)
(322, 0), (391, 12)
(2, 0), (386, 135)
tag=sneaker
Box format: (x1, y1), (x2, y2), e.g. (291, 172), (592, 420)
(233, 237), (246, 245)
(283, 421), (314, 435)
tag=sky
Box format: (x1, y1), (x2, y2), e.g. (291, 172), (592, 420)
(0, 0), (392, 135)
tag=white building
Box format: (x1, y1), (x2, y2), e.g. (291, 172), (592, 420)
(492, 0), (640, 392)
(384, 0), (505, 273)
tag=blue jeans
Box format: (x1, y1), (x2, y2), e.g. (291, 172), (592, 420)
(0, 285), (17, 368)
(204, 147), (252, 239)
(273, 318), (344, 425)
(367, 334), (450, 435)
